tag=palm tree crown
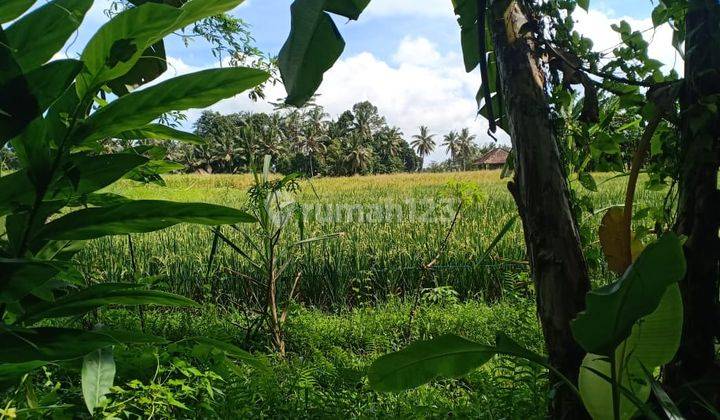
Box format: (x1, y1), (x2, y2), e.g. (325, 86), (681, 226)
(411, 126), (436, 170)
(442, 130), (460, 164)
(456, 128), (477, 170)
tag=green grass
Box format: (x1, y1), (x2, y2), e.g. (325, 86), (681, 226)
(80, 170), (667, 306)
(5, 170), (672, 418)
(92, 298), (545, 419)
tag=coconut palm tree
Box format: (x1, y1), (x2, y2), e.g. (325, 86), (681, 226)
(457, 128), (477, 171)
(346, 133), (374, 174)
(352, 101), (385, 142)
(379, 127), (404, 158)
(295, 107), (329, 176)
(410, 126), (436, 170)
(442, 130), (460, 170)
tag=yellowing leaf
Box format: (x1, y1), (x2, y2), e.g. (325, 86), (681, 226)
(599, 206), (631, 275)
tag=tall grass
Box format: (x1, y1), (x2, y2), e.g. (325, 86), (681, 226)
(77, 170), (667, 308)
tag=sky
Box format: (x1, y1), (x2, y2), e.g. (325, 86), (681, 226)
(42, 0), (680, 165)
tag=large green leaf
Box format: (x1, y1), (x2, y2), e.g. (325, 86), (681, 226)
(0, 259), (59, 304)
(75, 3), (183, 97)
(20, 283), (199, 323)
(78, 67), (269, 144)
(0, 59), (83, 145)
(11, 118), (53, 187)
(0, 328), (118, 363)
(0, 170), (35, 217)
(38, 200), (256, 240)
(460, 24), (479, 72)
(579, 353), (650, 420)
(5, 0), (92, 71)
(174, 0), (246, 29)
(279, 0), (345, 106)
(117, 123), (204, 144)
(578, 284), (682, 420)
(368, 332), (577, 396)
(452, 0), (485, 72)
(82, 347), (116, 414)
(571, 233), (685, 356)
(624, 284), (683, 368)
(0, 27), (23, 84)
(368, 334), (495, 392)
(107, 40), (167, 96)
(59, 153), (150, 196)
(452, 0), (476, 27)
(0, 0), (36, 24)
(77, 0), (247, 97)
(0, 361), (47, 382)
(107, 0), (248, 95)
(124, 160), (185, 185)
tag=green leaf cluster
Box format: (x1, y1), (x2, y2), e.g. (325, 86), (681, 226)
(368, 234), (686, 419)
(0, 0), (267, 407)
(279, 0), (370, 106)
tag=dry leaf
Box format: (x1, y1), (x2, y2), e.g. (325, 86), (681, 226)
(599, 206), (632, 275)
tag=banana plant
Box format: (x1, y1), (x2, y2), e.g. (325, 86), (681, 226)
(0, 0), (268, 409)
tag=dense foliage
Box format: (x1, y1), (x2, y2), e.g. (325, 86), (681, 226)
(90, 101), (504, 177)
(182, 101), (422, 176)
(273, 0), (719, 417)
(1, 0), (719, 418)
(0, 0), (269, 416)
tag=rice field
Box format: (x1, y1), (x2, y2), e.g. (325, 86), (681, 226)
(78, 170), (668, 308)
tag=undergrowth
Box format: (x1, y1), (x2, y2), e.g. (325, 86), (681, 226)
(3, 299), (545, 419)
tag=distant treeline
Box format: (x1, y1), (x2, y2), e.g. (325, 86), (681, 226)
(0, 101), (502, 177)
(179, 101), (421, 176)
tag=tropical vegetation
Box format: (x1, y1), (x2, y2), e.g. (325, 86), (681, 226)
(1, 0), (719, 419)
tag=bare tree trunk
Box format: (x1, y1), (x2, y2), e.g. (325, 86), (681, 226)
(665, 0), (720, 409)
(489, 2), (591, 418)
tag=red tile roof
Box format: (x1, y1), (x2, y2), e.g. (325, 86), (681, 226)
(476, 147), (510, 165)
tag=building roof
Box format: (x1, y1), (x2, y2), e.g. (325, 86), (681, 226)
(476, 147), (510, 165)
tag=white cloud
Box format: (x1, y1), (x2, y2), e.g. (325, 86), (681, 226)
(157, 36), (507, 164)
(312, 40), (509, 163)
(191, 35), (508, 165)
(393, 36), (442, 65)
(574, 9), (682, 74)
(363, 0), (452, 18)
(175, 7), (681, 166)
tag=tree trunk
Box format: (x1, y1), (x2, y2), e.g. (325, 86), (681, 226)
(665, 0), (720, 409)
(489, 2), (591, 418)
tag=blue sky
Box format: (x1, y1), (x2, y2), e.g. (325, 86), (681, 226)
(27, 0), (676, 163)
(238, 0), (656, 66)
